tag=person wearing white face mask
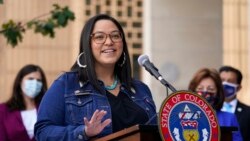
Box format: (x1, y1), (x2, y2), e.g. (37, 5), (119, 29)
(22, 79), (43, 98)
(0, 64), (47, 141)
(219, 66), (250, 141)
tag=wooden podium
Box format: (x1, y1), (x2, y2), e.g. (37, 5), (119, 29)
(92, 124), (161, 141)
(92, 125), (237, 141)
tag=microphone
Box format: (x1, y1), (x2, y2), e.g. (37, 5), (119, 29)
(138, 54), (177, 92)
(138, 55), (161, 80)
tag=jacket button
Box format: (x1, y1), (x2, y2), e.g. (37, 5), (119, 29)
(77, 99), (82, 105)
(78, 134), (83, 139)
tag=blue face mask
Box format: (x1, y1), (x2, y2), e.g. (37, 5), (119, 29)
(222, 81), (238, 98)
(22, 79), (43, 98)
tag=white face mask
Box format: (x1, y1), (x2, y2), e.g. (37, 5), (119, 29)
(22, 79), (43, 98)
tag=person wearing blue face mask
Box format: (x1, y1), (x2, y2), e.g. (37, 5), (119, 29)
(189, 68), (243, 141)
(0, 64), (47, 141)
(219, 66), (250, 141)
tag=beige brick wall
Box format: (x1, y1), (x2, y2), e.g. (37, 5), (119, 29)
(1, 0), (249, 109)
(0, 0), (76, 102)
(0, 0), (144, 102)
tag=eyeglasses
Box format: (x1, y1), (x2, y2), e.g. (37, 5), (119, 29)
(195, 87), (216, 94)
(91, 31), (123, 44)
(196, 91), (215, 96)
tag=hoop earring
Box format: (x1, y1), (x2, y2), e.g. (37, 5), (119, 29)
(77, 52), (87, 68)
(118, 52), (126, 67)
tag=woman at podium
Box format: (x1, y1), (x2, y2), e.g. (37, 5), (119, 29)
(34, 14), (157, 141)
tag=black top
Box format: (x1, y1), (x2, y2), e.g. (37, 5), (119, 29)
(106, 90), (149, 133)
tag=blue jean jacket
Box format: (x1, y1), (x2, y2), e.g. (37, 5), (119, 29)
(35, 72), (157, 141)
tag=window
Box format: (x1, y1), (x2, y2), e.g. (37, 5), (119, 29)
(137, 12), (142, 17)
(133, 43), (141, 49)
(106, 0), (111, 6)
(128, 32), (132, 38)
(117, 11), (122, 17)
(132, 54), (140, 79)
(137, 33), (142, 38)
(106, 11), (111, 15)
(117, 0), (122, 6)
(85, 0), (91, 5)
(132, 22), (142, 28)
(96, 5), (100, 14)
(127, 6), (132, 17)
(85, 10), (91, 16)
(120, 21), (127, 27)
(137, 1), (142, 7)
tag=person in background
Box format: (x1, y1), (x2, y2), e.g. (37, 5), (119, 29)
(0, 64), (48, 141)
(188, 68), (243, 141)
(35, 14), (157, 141)
(219, 66), (250, 141)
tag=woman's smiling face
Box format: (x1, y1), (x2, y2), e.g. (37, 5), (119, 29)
(91, 19), (123, 67)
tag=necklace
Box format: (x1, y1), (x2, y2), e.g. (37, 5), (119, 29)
(105, 75), (118, 90)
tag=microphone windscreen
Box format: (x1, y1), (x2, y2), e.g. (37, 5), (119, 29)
(138, 54), (149, 66)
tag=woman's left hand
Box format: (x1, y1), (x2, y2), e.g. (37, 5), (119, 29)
(83, 109), (111, 137)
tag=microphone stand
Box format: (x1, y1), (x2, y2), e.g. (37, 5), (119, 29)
(157, 76), (177, 94)
(145, 75), (177, 125)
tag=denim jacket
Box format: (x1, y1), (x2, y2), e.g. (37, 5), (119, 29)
(35, 72), (157, 141)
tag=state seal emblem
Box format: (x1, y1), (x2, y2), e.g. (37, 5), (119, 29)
(158, 91), (220, 141)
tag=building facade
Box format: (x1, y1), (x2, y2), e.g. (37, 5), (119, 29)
(0, 0), (249, 110)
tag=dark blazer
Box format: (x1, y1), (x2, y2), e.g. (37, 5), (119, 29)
(0, 104), (36, 141)
(235, 100), (250, 141)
